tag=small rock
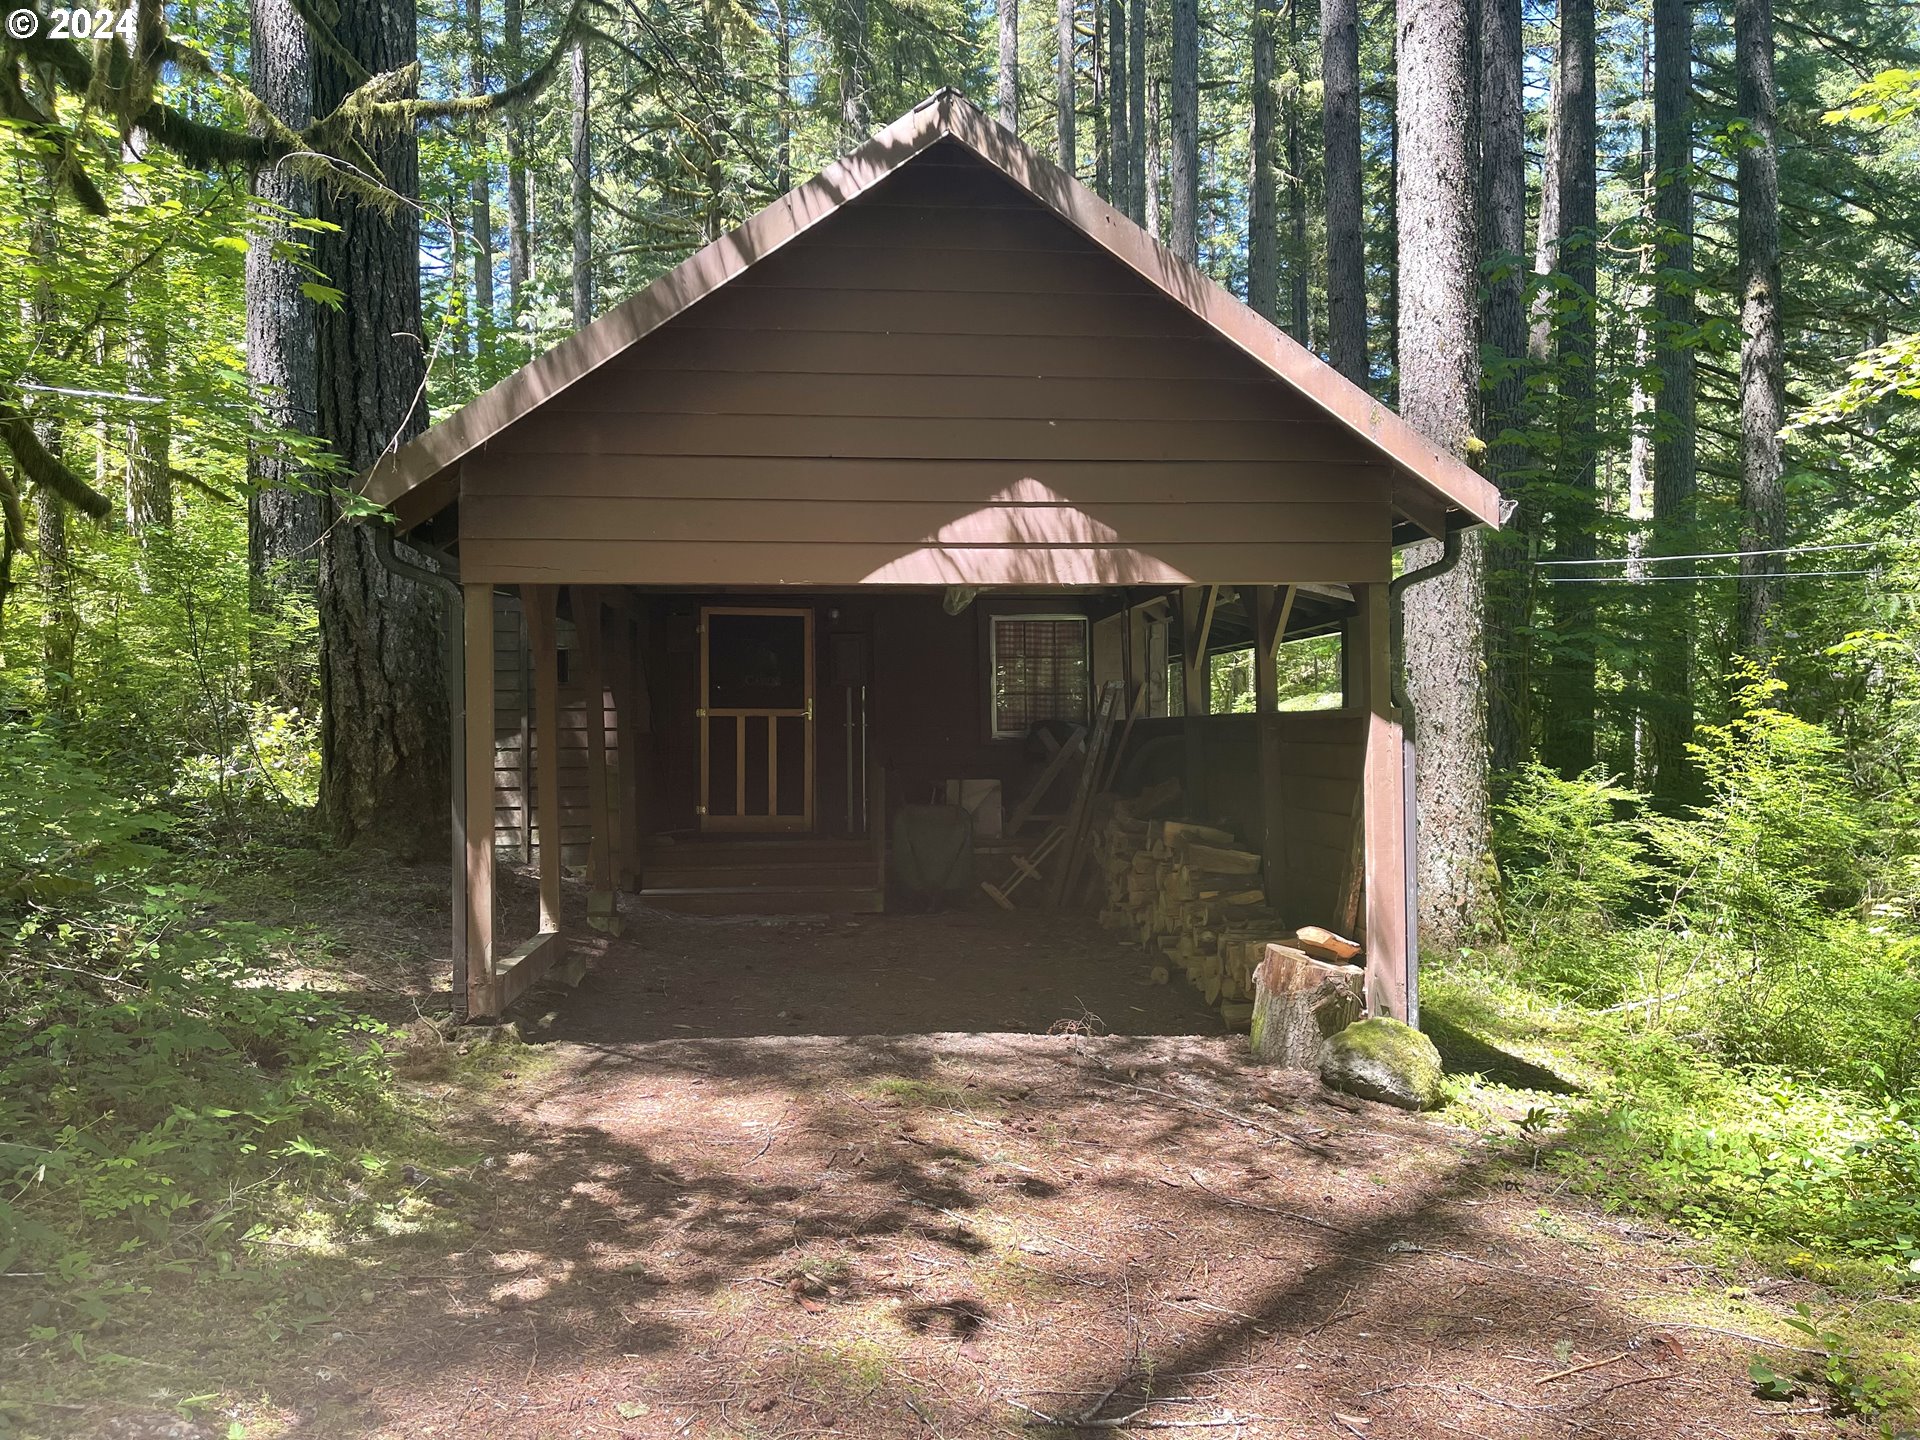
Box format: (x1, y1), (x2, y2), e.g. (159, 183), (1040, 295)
(1318, 1017), (1444, 1111)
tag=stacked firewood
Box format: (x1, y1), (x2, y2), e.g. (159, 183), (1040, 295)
(1093, 782), (1363, 1027)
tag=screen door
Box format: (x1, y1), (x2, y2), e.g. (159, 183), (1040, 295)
(698, 607), (814, 831)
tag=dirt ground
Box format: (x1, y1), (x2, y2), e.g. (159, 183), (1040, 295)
(92, 867), (1872, 1439)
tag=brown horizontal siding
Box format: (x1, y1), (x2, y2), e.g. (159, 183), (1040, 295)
(671, 286), (1216, 339)
(735, 204), (1096, 253)
(730, 244), (1157, 295)
(462, 540), (1387, 586)
(550, 371), (1313, 424)
(462, 153), (1399, 589)
(462, 498), (1388, 547)
(612, 329), (1275, 380)
(490, 415), (1361, 463)
(463, 456), (1390, 506)
(837, 158), (1067, 209)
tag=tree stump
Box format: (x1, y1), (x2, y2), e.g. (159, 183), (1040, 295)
(1249, 943), (1366, 1070)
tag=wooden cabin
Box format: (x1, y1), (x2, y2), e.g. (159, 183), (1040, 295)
(358, 90), (1503, 1025)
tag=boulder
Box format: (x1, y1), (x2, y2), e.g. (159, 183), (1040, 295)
(1318, 1017), (1444, 1110)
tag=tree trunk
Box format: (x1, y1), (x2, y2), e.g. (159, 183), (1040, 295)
(505, 0), (530, 321)
(312, 0), (450, 854)
(447, 178), (468, 359)
(33, 202), (73, 720)
(1250, 944), (1365, 1069)
(1284, 1), (1309, 342)
(1383, 73), (1399, 403)
(1735, 0), (1784, 658)
(1540, 0), (1597, 778)
(1478, 0), (1529, 776)
(1396, 0), (1489, 949)
(1646, 0), (1696, 803)
(1058, 0), (1076, 172)
(1093, 0), (1108, 196)
(1322, 0), (1365, 384)
(998, 0), (1020, 131)
(569, 36), (593, 333)
(246, 0), (324, 639)
(1108, 0), (1128, 212)
(1146, 73), (1163, 239)
(839, 0), (870, 146)
(1127, 0), (1146, 221)
(123, 135), (171, 548)
(467, 0), (495, 364)
(778, 0), (793, 188)
(1169, 0), (1199, 261)
(1249, 0), (1279, 319)
(1528, 39), (1561, 367)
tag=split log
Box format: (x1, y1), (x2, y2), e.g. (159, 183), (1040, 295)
(1249, 943), (1366, 1071)
(1160, 820), (1236, 848)
(1292, 925), (1363, 964)
(1178, 843), (1262, 876)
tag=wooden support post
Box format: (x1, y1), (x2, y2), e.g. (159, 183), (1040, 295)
(575, 587), (620, 935)
(1252, 584), (1293, 715)
(1356, 582), (1410, 1021)
(525, 583), (564, 936)
(1179, 585), (1217, 813)
(1253, 585), (1294, 922)
(462, 583), (496, 1017)
(608, 612), (643, 892)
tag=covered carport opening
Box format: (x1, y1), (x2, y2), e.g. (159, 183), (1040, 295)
(442, 570), (1418, 1031)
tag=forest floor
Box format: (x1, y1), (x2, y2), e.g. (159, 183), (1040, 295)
(10, 856), (1889, 1440)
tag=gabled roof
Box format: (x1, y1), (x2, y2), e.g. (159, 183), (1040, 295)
(362, 89), (1503, 535)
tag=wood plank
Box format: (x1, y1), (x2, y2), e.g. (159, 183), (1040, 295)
(1355, 582), (1408, 1021)
(462, 498), (1388, 547)
(735, 241), (1161, 295)
(549, 370), (1316, 423)
(618, 327), (1293, 381)
(492, 413), (1362, 464)
(830, 158), (1074, 209)
(463, 453), (1391, 506)
(461, 540), (1390, 588)
(524, 584), (564, 934)
(730, 202), (1097, 253)
(462, 583), (496, 1017)
(607, 613), (643, 890)
(491, 929), (565, 1015)
(675, 285), (1215, 339)
(574, 588), (617, 932)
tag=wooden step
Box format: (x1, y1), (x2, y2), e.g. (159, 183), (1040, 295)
(637, 885), (886, 916)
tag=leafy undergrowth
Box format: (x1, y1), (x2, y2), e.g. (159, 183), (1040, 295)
(1425, 679), (1920, 1431)
(1425, 957), (1920, 1430)
(0, 725), (524, 1435)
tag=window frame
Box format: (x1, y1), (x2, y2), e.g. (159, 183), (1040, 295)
(986, 611), (1092, 741)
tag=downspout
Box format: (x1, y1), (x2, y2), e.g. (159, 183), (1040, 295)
(1382, 525), (1464, 1029)
(368, 523), (470, 1019)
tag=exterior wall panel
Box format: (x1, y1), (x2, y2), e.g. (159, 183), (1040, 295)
(458, 149), (1395, 588)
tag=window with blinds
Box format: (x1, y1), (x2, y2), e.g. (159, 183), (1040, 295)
(989, 615), (1090, 739)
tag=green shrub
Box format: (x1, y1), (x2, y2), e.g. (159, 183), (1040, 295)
(0, 727), (406, 1339)
(1649, 675), (1864, 959)
(1564, 1027), (1920, 1275)
(1494, 763), (1654, 1002)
